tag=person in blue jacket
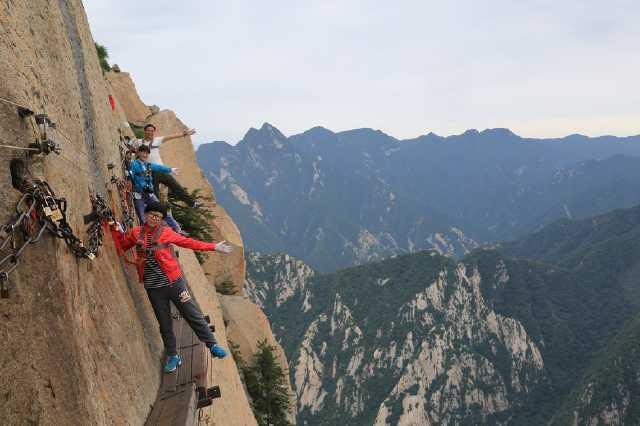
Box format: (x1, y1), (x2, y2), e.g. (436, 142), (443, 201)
(130, 144), (182, 232)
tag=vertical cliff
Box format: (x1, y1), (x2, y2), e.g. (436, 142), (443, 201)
(0, 1), (161, 423)
(0, 1), (262, 424)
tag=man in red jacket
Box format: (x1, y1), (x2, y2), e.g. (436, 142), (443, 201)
(112, 201), (232, 372)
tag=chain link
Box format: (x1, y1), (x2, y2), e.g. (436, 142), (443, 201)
(108, 137), (137, 231)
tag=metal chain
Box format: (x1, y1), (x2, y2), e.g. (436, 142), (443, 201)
(0, 181), (115, 298)
(111, 176), (135, 230)
(108, 138), (137, 230)
(0, 192), (47, 298)
(83, 193), (116, 258)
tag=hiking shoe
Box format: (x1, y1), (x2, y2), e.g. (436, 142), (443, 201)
(191, 200), (203, 208)
(210, 344), (228, 359)
(163, 355), (182, 373)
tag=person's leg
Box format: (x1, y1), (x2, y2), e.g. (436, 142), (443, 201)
(156, 172), (195, 206)
(133, 194), (146, 225)
(152, 170), (162, 197)
(164, 211), (182, 233)
(169, 278), (217, 347)
(146, 286), (178, 356)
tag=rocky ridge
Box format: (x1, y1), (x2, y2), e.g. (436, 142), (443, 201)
(198, 123), (640, 272)
(246, 204), (640, 424)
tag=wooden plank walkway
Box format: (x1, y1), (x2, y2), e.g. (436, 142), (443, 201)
(145, 304), (213, 426)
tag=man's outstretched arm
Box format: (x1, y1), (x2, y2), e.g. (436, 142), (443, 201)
(165, 229), (233, 253)
(110, 224), (138, 251)
(160, 128), (196, 143)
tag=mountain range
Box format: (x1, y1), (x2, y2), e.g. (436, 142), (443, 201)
(245, 205), (640, 425)
(197, 124), (640, 271)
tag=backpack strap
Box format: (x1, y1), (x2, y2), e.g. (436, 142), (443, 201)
(135, 227), (146, 252)
(150, 225), (171, 250)
(135, 225), (168, 255)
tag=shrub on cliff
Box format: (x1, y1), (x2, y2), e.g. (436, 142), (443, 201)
(95, 43), (111, 72)
(168, 189), (214, 264)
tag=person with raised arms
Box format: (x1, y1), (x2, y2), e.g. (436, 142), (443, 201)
(133, 123), (200, 208)
(129, 144), (182, 232)
(111, 201), (232, 372)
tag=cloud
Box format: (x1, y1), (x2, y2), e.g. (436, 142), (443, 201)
(85, 0), (640, 145)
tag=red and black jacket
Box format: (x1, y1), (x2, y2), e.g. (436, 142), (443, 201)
(112, 224), (218, 283)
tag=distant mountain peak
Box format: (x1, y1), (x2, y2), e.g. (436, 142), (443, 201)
(240, 122), (288, 148)
(480, 128), (518, 138)
(337, 128), (398, 144)
(258, 122), (286, 138)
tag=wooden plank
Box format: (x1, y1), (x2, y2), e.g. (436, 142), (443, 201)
(173, 383), (198, 426)
(177, 320), (194, 387)
(146, 384), (195, 426)
(159, 309), (184, 395)
(192, 341), (207, 388)
(193, 317), (207, 387)
(145, 399), (167, 426)
(145, 286), (210, 425)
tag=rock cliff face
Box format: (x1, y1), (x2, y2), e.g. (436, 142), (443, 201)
(1, 1), (162, 423)
(0, 1), (277, 424)
(219, 293), (297, 422)
(248, 253), (545, 424)
(104, 71), (152, 125)
(551, 313), (640, 426)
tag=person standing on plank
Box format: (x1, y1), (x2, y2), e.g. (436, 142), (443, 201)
(129, 145), (182, 233)
(133, 123), (201, 208)
(111, 201), (231, 373)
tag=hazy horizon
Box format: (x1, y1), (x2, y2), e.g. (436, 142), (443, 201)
(200, 122), (640, 148)
(85, 1), (640, 146)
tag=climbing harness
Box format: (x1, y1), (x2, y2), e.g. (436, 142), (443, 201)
(135, 224), (169, 258)
(0, 176), (115, 298)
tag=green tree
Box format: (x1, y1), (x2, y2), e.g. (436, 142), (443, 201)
(128, 122), (144, 139)
(95, 43), (111, 72)
(168, 189), (215, 264)
(244, 340), (292, 426)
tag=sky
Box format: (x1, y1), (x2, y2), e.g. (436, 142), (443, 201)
(84, 1), (640, 146)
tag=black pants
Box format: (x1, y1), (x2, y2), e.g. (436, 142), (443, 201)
(152, 170), (195, 206)
(146, 278), (216, 356)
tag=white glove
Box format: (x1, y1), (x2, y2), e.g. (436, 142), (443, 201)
(111, 221), (125, 233)
(215, 240), (233, 254)
(171, 168), (180, 176)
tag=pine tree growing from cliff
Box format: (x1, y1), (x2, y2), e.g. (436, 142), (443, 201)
(244, 340), (292, 426)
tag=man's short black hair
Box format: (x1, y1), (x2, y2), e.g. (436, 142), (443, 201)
(143, 123), (156, 131)
(137, 144), (151, 153)
(145, 201), (167, 216)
